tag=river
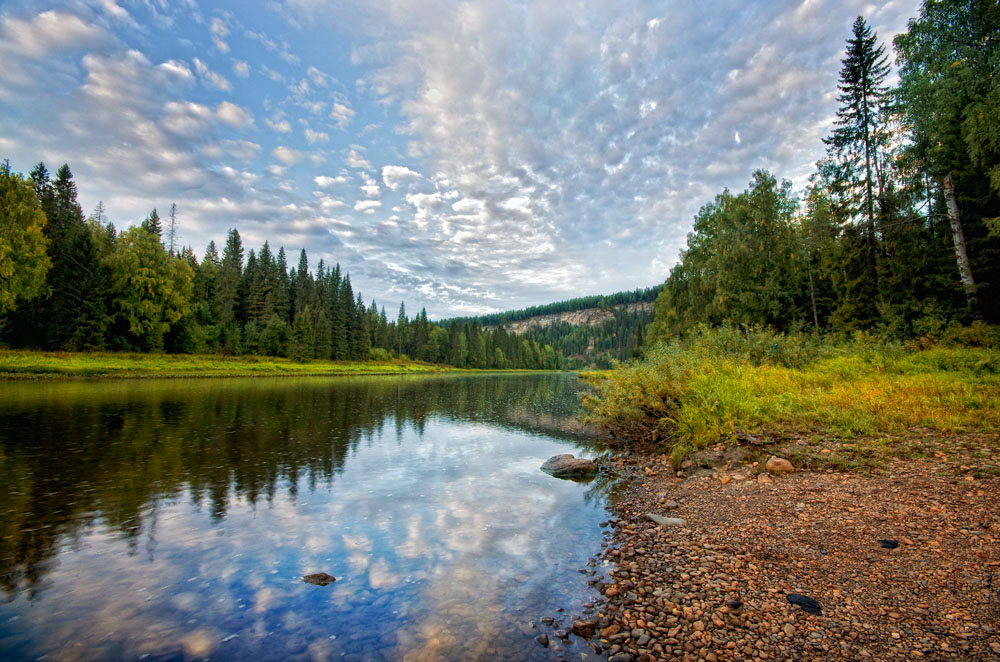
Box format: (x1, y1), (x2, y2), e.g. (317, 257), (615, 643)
(0, 373), (614, 661)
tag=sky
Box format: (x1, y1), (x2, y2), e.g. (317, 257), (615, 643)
(0, 0), (921, 318)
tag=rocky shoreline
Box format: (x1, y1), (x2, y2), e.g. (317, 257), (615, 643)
(534, 443), (1000, 661)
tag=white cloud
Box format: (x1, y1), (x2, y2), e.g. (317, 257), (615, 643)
(209, 17), (230, 53)
(157, 59), (194, 82)
(305, 128), (329, 144)
(306, 66), (331, 87)
(314, 175), (347, 188)
(346, 148), (371, 170)
(272, 146), (305, 165)
(232, 60), (250, 78)
(193, 58), (231, 92)
(0, 10), (105, 58)
(216, 101), (254, 128)
(354, 200), (382, 214)
(317, 195), (346, 210)
(162, 100), (214, 136)
(381, 165), (422, 191)
(266, 116), (292, 133)
(330, 101), (355, 129)
(359, 172), (381, 198)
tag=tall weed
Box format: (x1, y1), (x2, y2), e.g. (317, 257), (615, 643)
(581, 327), (1000, 464)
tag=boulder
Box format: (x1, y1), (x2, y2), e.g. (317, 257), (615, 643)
(540, 454), (598, 477)
(765, 456), (795, 474)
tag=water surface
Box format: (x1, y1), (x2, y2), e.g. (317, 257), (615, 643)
(0, 374), (611, 661)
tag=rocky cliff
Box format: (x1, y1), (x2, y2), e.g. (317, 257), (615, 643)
(497, 302), (653, 335)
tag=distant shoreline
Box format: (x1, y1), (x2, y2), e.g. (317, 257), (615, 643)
(0, 349), (558, 381)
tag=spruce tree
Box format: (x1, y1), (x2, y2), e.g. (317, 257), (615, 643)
(142, 208), (162, 239)
(215, 229), (243, 329)
(823, 16), (891, 323)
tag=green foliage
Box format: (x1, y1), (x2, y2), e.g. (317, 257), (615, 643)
(106, 226), (194, 351)
(0, 166), (50, 315)
(647, 171), (803, 343)
(582, 328), (1000, 464)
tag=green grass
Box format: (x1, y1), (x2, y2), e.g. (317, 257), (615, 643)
(580, 328), (1000, 467)
(0, 349), (468, 379)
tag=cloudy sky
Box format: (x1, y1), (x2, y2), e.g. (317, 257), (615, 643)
(0, 0), (920, 318)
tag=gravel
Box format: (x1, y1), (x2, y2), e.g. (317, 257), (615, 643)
(584, 454), (1000, 661)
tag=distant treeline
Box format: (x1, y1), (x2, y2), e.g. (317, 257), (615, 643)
(0, 162), (565, 369)
(649, 7), (1000, 344)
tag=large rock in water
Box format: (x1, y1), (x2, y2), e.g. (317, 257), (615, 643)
(540, 454), (598, 477)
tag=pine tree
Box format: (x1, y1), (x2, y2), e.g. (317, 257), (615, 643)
(823, 16), (891, 322)
(142, 208), (162, 239)
(290, 306), (314, 362)
(314, 309), (332, 359)
(273, 247), (291, 323)
(294, 249), (313, 315)
(353, 293), (371, 359)
(215, 229), (243, 328)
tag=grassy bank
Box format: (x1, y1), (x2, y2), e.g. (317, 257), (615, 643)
(581, 327), (1000, 466)
(0, 349), (467, 379)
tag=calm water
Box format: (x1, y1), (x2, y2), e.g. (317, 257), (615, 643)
(0, 374), (615, 661)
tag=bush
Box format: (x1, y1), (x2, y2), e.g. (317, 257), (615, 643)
(369, 347), (394, 361)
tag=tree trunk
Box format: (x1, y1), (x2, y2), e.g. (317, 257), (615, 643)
(942, 172), (978, 314)
(808, 267), (820, 332)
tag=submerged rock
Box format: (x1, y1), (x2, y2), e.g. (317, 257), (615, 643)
(540, 454), (598, 477)
(302, 572), (337, 586)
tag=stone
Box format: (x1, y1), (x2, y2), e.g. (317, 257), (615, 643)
(302, 572), (337, 586)
(719, 475), (732, 485)
(572, 620), (597, 638)
(663, 500), (680, 510)
(645, 513), (686, 527)
(765, 456), (795, 474)
(609, 654), (633, 662)
(534, 634), (549, 648)
(878, 539), (899, 549)
(600, 623), (621, 638)
(540, 454), (598, 477)
(787, 593), (822, 615)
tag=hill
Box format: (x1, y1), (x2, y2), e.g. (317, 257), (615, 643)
(446, 286), (661, 368)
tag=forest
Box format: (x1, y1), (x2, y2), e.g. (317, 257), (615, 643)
(584, 2), (1000, 465)
(447, 286), (660, 369)
(647, 7), (999, 344)
(0, 163), (565, 370)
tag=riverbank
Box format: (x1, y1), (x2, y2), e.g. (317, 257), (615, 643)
(0, 349), (472, 379)
(530, 433), (1000, 662)
(587, 445), (1000, 661)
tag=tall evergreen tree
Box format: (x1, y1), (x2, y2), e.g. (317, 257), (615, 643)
(141, 208), (162, 239)
(823, 16), (892, 322)
(215, 229), (244, 349)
